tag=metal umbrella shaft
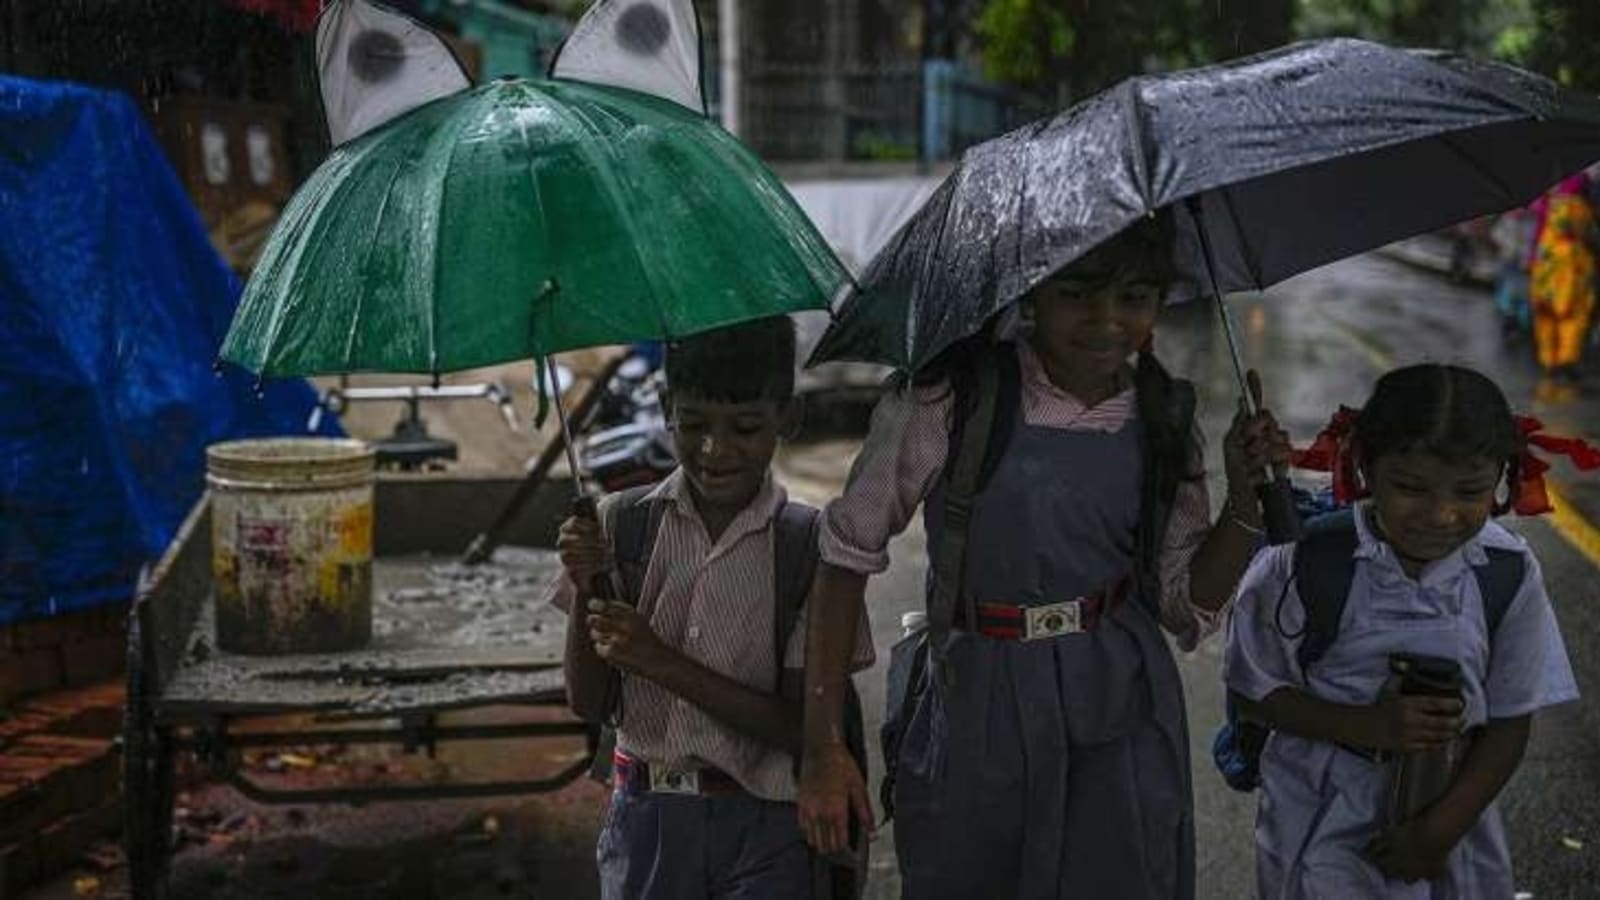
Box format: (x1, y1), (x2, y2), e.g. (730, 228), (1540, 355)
(546, 356), (623, 601)
(1185, 198), (1301, 545)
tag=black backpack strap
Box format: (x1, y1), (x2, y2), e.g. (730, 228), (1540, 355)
(605, 485), (668, 605)
(589, 485), (665, 780)
(771, 502), (821, 689)
(1473, 547), (1526, 638)
(951, 343), (1020, 492)
(1292, 509), (1360, 676)
(930, 346), (1008, 671)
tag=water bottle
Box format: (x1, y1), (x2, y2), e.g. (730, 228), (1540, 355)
(1385, 654), (1466, 826)
(901, 611), (928, 640)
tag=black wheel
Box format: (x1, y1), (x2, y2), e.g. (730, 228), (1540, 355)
(124, 610), (176, 900)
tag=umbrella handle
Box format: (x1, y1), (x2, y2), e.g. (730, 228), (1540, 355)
(1258, 477), (1302, 545)
(570, 494), (621, 601)
(1186, 197), (1298, 544)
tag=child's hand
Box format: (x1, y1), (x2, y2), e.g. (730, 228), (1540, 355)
(586, 600), (670, 676)
(1365, 694), (1464, 751)
(557, 515), (610, 595)
(1222, 371), (1292, 510)
(1367, 816), (1455, 883)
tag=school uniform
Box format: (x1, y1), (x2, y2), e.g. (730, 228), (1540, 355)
(1223, 503), (1579, 898)
(554, 469), (873, 900)
(822, 340), (1219, 900)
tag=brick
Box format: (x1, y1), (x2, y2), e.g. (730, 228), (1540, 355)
(35, 799), (124, 883)
(0, 772), (67, 849)
(12, 619), (67, 652)
(18, 682), (125, 740)
(0, 656), (25, 710)
(60, 635), (124, 690)
(7, 735), (117, 814)
(0, 836), (41, 900)
(0, 737), (117, 851)
(0, 753), (64, 785)
(0, 711), (52, 749)
(18, 648), (63, 699)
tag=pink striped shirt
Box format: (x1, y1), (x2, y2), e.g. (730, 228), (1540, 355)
(554, 469), (874, 801)
(819, 340), (1223, 650)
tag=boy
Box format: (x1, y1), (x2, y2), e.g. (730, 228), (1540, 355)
(557, 317), (872, 899)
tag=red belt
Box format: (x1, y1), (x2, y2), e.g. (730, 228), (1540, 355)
(961, 580), (1127, 640)
(612, 750), (745, 795)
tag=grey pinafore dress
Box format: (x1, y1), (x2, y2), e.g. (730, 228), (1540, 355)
(890, 414), (1196, 899)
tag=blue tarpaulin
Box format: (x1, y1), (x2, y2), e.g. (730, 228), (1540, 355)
(0, 76), (336, 625)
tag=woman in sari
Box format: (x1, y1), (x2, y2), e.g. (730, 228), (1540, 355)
(1529, 173), (1597, 379)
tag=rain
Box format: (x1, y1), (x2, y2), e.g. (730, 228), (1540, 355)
(3, 2), (1600, 899)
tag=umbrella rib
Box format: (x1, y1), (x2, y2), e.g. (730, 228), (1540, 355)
(514, 92), (556, 356)
(424, 99), (477, 375)
(1433, 131), (1519, 207)
(914, 174), (962, 368)
(1120, 78), (1152, 209)
(344, 153), (407, 369)
(254, 151), (354, 376)
(539, 82), (671, 343)
(1216, 188), (1266, 291)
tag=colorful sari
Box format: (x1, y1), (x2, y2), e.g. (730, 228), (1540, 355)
(1530, 177), (1597, 372)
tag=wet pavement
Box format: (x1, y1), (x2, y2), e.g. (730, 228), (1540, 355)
(25, 253), (1600, 899)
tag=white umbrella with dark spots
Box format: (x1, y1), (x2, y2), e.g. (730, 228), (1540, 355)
(550, 0), (706, 114)
(315, 0), (472, 147)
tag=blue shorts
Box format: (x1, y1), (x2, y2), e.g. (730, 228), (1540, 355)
(598, 787), (811, 900)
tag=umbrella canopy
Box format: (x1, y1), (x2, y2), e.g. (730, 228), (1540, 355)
(812, 38), (1600, 372)
(221, 76), (845, 377)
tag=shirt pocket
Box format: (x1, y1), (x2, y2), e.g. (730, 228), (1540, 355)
(1355, 576), (1464, 632)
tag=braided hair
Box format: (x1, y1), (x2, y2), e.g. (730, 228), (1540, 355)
(1355, 364), (1521, 514)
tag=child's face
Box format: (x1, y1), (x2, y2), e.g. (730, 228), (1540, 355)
(1028, 263), (1162, 379)
(668, 395), (784, 514)
(1366, 450), (1503, 567)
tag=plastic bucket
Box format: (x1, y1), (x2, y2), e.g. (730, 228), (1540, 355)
(207, 438), (376, 655)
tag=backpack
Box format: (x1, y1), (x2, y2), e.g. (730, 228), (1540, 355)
(879, 341), (1196, 815)
(592, 484), (869, 900)
(1212, 508), (1527, 792)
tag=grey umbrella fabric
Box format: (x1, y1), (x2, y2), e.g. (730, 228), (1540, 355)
(811, 38), (1600, 371)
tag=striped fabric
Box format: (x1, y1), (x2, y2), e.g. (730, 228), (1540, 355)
(554, 469), (873, 802)
(819, 339), (1224, 651)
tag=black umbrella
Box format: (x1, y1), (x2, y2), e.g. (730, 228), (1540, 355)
(810, 37), (1600, 540)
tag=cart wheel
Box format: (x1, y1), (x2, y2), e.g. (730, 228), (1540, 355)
(124, 611), (176, 900)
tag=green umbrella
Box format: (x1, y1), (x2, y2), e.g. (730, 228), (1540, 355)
(220, 75), (847, 377)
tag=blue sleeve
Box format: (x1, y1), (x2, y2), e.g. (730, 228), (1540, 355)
(1484, 552), (1580, 718)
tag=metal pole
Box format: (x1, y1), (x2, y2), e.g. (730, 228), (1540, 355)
(1185, 197), (1256, 413)
(1184, 197), (1300, 543)
(717, 0), (739, 136)
(546, 355), (584, 494)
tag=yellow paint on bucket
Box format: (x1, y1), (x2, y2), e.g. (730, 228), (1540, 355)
(207, 438), (376, 655)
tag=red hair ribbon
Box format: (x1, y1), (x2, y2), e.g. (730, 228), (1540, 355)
(1289, 405), (1365, 503)
(1514, 416), (1600, 515)
(1289, 409), (1600, 516)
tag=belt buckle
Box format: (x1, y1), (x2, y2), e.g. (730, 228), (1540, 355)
(648, 767), (701, 794)
(1022, 600), (1082, 641)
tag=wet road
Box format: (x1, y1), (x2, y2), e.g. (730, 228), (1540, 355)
(826, 251), (1600, 899)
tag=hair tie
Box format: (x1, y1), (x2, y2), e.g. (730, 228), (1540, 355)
(1291, 408), (1600, 516)
(1513, 415), (1600, 515)
(1289, 405), (1365, 503)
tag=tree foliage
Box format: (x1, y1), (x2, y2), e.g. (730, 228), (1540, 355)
(973, 0), (1293, 100)
(1528, 0), (1600, 91)
(972, 0), (1600, 100)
